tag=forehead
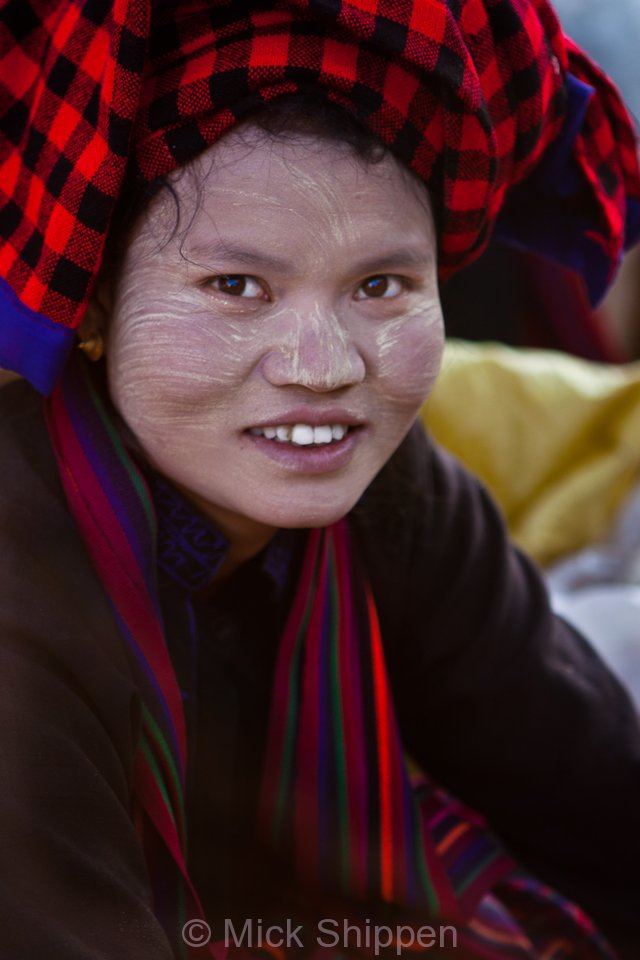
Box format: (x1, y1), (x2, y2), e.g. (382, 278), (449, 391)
(140, 126), (436, 256)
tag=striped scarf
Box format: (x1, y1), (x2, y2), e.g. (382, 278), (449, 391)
(45, 354), (618, 960)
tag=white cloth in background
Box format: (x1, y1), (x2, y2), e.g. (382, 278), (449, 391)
(547, 482), (640, 702)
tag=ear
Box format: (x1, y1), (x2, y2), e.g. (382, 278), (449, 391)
(78, 274), (112, 341)
(77, 274), (113, 362)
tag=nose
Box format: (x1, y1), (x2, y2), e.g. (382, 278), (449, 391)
(261, 301), (366, 392)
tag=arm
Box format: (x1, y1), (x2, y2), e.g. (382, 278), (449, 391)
(0, 385), (173, 959)
(357, 422), (640, 958)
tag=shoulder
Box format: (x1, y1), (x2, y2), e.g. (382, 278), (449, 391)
(349, 417), (547, 663)
(0, 378), (79, 584)
(349, 420), (490, 638)
(0, 378), (65, 524)
(0, 393), (169, 954)
(350, 418), (505, 581)
(0, 378), (89, 589)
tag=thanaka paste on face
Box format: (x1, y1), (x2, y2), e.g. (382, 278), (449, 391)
(106, 126), (444, 554)
(260, 300), (366, 391)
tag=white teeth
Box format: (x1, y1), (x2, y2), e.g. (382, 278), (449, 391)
(250, 423), (352, 444)
(313, 425), (333, 445)
(290, 424), (315, 445)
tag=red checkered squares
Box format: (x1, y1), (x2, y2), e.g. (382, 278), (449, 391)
(409, 0), (446, 43)
(250, 32), (290, 69)
(1, 0), (148, 331)
(1, 0), (639, 392)
(322, 39), (359, 83)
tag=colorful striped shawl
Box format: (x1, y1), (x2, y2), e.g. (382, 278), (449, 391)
(45, 355), (617, 960)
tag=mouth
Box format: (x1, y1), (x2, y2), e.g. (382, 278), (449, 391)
(243, 418), (365, 474)
(246, 423), (357, 446)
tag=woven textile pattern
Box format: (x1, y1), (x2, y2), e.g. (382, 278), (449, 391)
(1, 0), (639, 393)
(0, 0), (148, 323)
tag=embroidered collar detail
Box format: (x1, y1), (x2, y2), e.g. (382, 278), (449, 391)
(150, 473), (294, 594)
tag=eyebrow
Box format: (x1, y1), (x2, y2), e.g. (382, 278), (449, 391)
(185, 239), (434, 274)
(352, 249), (434, 274)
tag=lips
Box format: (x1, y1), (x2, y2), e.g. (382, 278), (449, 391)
(244, 411), (366, 473)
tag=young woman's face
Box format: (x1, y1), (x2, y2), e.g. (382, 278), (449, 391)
(106, 127), (444, 544)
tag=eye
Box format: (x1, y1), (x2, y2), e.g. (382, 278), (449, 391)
(355, 275), (405, 300)
(207, 275), (267, 299)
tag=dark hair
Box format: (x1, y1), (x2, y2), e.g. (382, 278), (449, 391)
(99, 93), (394, 284)
(249, 92), (390, 164)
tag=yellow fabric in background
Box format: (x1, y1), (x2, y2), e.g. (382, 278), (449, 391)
(421, 341), (640, 566)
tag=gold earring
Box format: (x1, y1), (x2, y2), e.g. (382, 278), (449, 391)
(78, 331), (105, 362)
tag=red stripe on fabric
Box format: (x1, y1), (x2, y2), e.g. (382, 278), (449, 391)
(259, 528), (321, 834)
(46, 388), (187, 767)
(135, 757), (224, 960)
(457, 856), (517, 922)
(366, 585), (415, 905)
(136, 758), (186, 871)
(335, 520), (368, 897)
(368, 587), (394, 901)
(295, 530), (330, 881)
(387, 713), (411, 901)
(417, 807), (464, 921)
(437, 822), (469, 856)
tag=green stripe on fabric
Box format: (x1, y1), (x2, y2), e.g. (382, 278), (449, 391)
(455, 848), (502, 896)
(273, 548), (322, 842)
(273, 643), (302, 842)
(140, 733), (177, 828)
(414, 813), (441, 916)
(142, 703), (186, 840)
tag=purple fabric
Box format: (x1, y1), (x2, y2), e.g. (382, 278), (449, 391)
(495, 71), (639, 304)
(0, 275), (74, 392)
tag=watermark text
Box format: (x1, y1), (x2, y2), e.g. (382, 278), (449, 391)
(182, 917), (458, 954)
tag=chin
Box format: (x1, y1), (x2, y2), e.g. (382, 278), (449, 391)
(248, 488), (363, 530)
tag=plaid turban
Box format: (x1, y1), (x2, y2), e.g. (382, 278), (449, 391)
(1, 0), (639, 393)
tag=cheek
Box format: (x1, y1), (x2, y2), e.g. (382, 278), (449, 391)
(106, 268), (257, 432)
(373, 304), (444, 405)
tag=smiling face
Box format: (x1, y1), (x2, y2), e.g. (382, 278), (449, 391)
(105, 125), (444, 551)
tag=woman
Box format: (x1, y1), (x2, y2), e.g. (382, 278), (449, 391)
(0, 1), (639, 958)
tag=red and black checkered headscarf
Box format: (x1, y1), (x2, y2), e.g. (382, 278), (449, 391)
(1, 0), (639, 392)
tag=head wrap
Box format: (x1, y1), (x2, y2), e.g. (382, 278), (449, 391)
(1, 0), (639, 393)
